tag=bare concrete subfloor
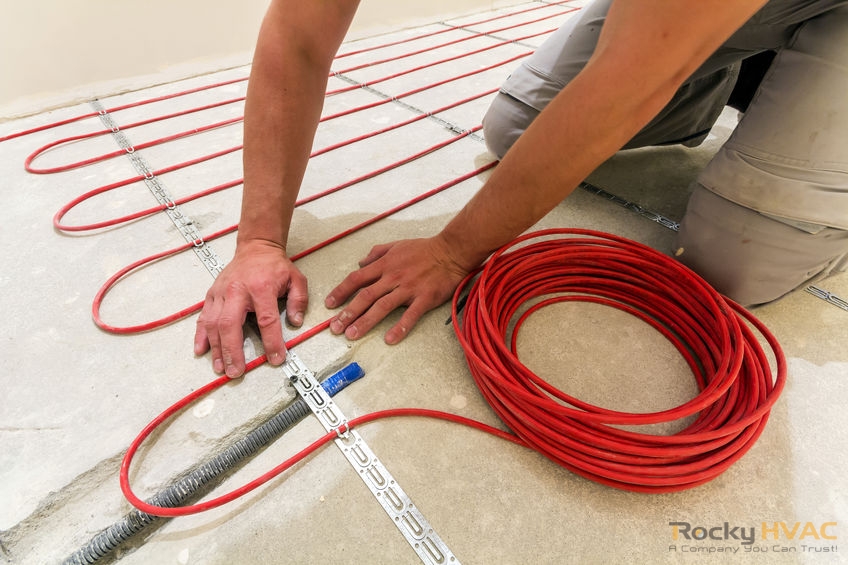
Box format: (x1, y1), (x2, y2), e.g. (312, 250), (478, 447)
(1, 3), (845, 564)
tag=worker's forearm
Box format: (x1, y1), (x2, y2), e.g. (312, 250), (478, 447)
(440, 64), (671, 269)
(237, 1), (359, 252)
(237, 56), (320, 249)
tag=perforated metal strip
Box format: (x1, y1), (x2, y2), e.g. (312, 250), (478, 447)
(805, 285), (848, 311)
(282, 353), (460, 565)
(90, 99), (226, 278)
(330, 72), (485, 143)
(579, 181), (681, 231)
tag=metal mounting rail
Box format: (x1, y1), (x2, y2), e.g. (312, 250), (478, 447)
(282, 354), (459, 565)
(91, 99), (226, 278)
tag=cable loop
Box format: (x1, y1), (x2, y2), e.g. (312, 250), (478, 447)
(451, 228), (786, 493)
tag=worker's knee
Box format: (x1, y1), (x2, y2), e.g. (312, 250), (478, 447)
(482, 92), (539, 160)
(674, 185), (848, 306)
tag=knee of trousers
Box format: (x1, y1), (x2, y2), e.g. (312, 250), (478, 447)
(482, 92), (539, 160)
(674, 185), (848, 307)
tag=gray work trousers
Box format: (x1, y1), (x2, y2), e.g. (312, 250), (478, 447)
(483, 0), (848, 305)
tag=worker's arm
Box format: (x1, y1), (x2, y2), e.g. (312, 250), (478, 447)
(194, 0), (360, 377)
(326, 0), (768, 343)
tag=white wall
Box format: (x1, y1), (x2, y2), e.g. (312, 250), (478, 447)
(0, 0), (522, 119)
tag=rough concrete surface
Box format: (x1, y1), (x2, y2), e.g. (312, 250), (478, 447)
(1, 3), (845, 565)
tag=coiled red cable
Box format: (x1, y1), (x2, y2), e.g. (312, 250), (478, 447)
(121, 229), (786, 516)
(452, 228), (786, 493)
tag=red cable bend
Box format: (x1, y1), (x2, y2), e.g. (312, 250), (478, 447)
(26, 114), (243, 174)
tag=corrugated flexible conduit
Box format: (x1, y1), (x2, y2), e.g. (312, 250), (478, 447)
(63, 362), (364, 565)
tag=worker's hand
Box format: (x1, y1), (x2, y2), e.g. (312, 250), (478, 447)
(325, 236), (472, 344)
(194, 239), (308, 377)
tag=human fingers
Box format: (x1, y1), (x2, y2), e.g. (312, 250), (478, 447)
(330, 279), (407, 340)
(384, 299), (430, 345)
(324, 260), (380, 310)
(194, 311), (212, 356)
(251, 289), (286, 367)
(195, 291), (227, 374)
(284, 268), (309, 328)
(215, 283), (252, 377)
(358, 242), (393, 268)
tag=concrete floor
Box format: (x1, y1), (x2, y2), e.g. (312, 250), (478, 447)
(2, 2), (846, 564)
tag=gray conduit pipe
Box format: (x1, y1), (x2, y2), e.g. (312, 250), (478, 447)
(63, 362), (364, 565)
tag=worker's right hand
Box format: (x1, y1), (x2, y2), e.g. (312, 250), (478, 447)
(193, 239), (308, 378)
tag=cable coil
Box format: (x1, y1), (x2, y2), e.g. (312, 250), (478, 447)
(452, 228), (786, 493)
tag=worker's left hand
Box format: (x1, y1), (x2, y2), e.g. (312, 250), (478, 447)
(325, 236), (471, 344)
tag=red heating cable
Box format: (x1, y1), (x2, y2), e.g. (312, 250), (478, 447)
(120, 228), (785, 516)
(24, 0), (783, 510)
(453, 229), (786, 492)
(326, 27), (552, 96)
(49, 44), (526, 232)
(1, 0), (575, 144)
(25, 115), (244, 174)
(334, 0), (577, 59)
(332, 5), (578, 75)
(91, 158), (494, 334)
(0, 77), (249, 144)
(22, 7), (564, 174)
(53, 89), (496, 232)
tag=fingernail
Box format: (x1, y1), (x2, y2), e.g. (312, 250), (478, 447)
(345, 325), (358, 340)
(226, 364), (240, 378)
(269, 352), (283, 365)
(385, 326), (406, 345)
(325, 296), (336, 308)
(292, 312), (304, 326)
(330, 319), (343, 334)
(214, 358), (224, 374)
